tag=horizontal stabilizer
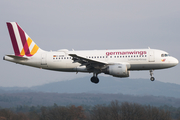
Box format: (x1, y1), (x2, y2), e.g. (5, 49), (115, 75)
(5, 55), (29, 60)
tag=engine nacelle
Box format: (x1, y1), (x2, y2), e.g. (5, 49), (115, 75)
(104, 64), (130, 77)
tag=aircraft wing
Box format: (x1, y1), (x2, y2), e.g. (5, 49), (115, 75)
(69, 54), (108, 71)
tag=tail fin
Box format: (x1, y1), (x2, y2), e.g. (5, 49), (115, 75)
(6, 22), (42, 57)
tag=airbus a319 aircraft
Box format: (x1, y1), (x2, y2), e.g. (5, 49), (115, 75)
(3, 22), (179, 84)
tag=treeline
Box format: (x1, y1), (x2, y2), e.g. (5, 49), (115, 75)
(0, 101), (180, 120)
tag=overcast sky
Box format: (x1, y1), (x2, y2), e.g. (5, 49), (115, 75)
(0, 0), (180, 87)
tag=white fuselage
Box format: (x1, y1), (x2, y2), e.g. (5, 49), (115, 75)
(4, 48), (178, 73)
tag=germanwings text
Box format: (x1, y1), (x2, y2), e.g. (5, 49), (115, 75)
(106, 51), (147, 56)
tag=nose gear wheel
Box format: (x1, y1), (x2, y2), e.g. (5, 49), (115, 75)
(150, 70), (155, 81)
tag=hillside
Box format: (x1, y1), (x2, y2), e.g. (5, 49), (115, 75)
(0, 77), (180, 108)
(30, 76), (180, 98)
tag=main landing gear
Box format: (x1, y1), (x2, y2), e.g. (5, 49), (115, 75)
(91, 72), (99, 84)
(150, 70), (155, 81)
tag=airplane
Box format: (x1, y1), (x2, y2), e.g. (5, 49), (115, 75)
(3, 22), (179, 84)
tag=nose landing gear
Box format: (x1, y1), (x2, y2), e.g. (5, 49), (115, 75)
(150, 70), (155, 81)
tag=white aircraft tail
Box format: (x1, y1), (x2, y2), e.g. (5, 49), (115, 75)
(6, 22), (44, 57)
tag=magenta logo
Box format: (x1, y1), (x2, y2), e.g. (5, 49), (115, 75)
(106, 51), (147, 56)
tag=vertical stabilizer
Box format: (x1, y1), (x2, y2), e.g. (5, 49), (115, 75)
(6, 22), (43, 57)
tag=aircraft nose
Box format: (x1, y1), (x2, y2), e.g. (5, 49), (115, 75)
(173, 57), (179, 66)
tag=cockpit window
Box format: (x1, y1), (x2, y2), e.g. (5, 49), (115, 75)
(165, 54), (169, 57)
(161, 54), (169, 57)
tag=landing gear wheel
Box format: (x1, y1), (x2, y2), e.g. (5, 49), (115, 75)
(150, 77), (155, 81)
(149, 70), (155, 81)
(90, 76), (99, 84)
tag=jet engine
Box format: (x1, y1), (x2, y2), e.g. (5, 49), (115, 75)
(104, 64), (130, 77)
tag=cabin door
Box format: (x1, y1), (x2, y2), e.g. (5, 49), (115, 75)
(41, 53), (47, 65)
(149, 51), (155, 62)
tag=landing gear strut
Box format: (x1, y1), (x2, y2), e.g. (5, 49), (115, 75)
(150, 70), (155, 81)
(90, 72), (99, 84)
